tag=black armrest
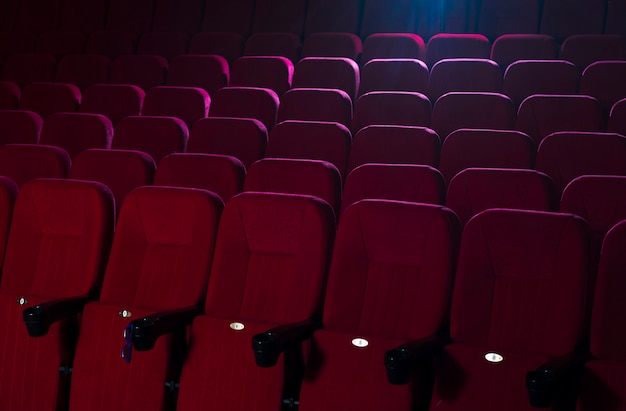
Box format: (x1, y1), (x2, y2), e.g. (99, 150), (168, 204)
(130, 305), (203, 351)
(22, 295), (96, 337)
(384, 335), (450, 385)
(525, 351), (589, 408)
(252, 319), (322, 368)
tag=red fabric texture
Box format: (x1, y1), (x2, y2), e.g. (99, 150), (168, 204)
(0, 81), (21, 110)
(243, 32), (302, 63)
(560, 35), (626, 70)
(580, 61), (626, 112)
(110, 54), (168, 92)
(55, 54), (112, 91)
(293, 57), (359, 101)
(40, 112), (113, 158)
(362, 33), (426, 64)
(0, 176), (16, 271)
(490, 34), (558, 70)
(425, 34), (491, 67)
(438, 128), (535, 182)
(142, 86), (210, 128)
(277, 88), (353, 128)
(19, 82), (80, 119)
(188, 117), (267, 168)
(348, 125), (440, 172)
(341, 164), (446, 213)
(80, 84), (145, 126)
(446, 168), (557, 227)
(2, 53), (57, 87)
(301, 33), (362, 61)
(266, 120), (352, 178)
(113, 115), (188, 163)
(535, 131), (626, 194)
(230, 56), (294, 96)
(244, 158), (342, 216)
(167, 54), (229, 95)
(432, 92), (516, 141)
(189, 32), (244, 64)
(359, 58), (429, 96)
(208, 86), (279, 131)
(427, 58), (502, 102)
(0, 144), (70, 187)
(352, 91), (432, 134)
(609, 97), (626, 135)
(516, 94), (605, 146)
(0, 109), (42, 144)
(154, 153), (245, 202)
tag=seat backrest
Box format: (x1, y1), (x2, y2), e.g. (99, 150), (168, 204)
(113, 115), (188, 163)
(439, 128), (535, 182)
(427, 58), (503, 102)
(110, 54), (168, 92)
(1, 52), (57, 88)
(152, 0), (203, 34)
(490, 34), (558, 70)
(277, 88), (353, 128)
(352, 91), (432, 134)
(425, 33), (491, 67)
(251, 0), (307, 36)
(560, 34), (626, 70)
(502, 59), (580, 106)
(40, 112), (113, 158)
(292, 57), (359, 102)
(245, 158), (342, 216)
(0, 109), (42, 144)
(34, 30), (85, 58)
(560, 175), (626, 254)
(301, 32), (362, 61)
(446, 168), (557, 226)
(243, 32), (301, 63)
(70, 149), (156, 213)
(516, 94), (605, 147)
(431, 92), (516, 141)
(608, 97), (626, 135)
(342, 163), (446, 213)
(208, 86), (279, 131)
(59, 0), (107, 32)
(540, 0), (605, 41)
(0, 176), (17, 271)
(348, 125), (440, 172)
(167, 54), (229, 95)
(201, 0), (255, 36)
(55, 54), (112, 90)
(304, 0), (361, 35)
(230, 56), (294, 96)
(359, 58), (429, 96)
(536, 131), (626, 194)
(0, 81), (20, 110)
(580, 61), (626, 113)
(266, 120), (352, 179)
(19, 82), (81, 119)
(136, 31), (189, 61)
(80, 83), (145, 126)
(188, 117), (267, 169)
(85, 30), (137, 60)
(0, 178), (114, 297)
(141, 86), (210, 128)
(106, 0), (154, 33)
(361, 33), (426, 64)
(0, 144), (70, 187)
(478, 0), (542, 41)
(14, 0), (61, 33)
(188, 32), (244, 64)
(154, 153), (245, 203)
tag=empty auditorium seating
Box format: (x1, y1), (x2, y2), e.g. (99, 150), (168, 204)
(608, 98), (626, 135)
(560, 175), (626, 254)
(110, 54), (168, 92)
(14, 0), (61, 32)
(431, 92), (516, 140)
(425, 33), (491, 67)
(516, 94), (605, 146)
(0, 176), (16, 268)
(85, 30), (137, 60)
(429, 208), (592, 410)
(341, 163), (446, 213)
(245, 158), (343, 215)
(352, 91), (432, 133)
(201, 0), (255, 36)
(35, 30), (85, 58)
(0, 109), (42, 144)
(141, 86), (210, 128)
(59, 0), (107, 33)
(243, 32), (301, 63)
(80, 84), (145, 126)
(105, 0), (154, 33)
(0, 31), (37, 57)
(298, 199), (460, 411)
(151, 0), (204, 34)
(188, 32), (244, 65)
(68, 186), (223, 411)
(560, 35), (626, 70)
(427, 58), (503, 102)
(439, 128), (535, 182)
(266, 120), (352, 178)
(540, 0), (605, 40)
(209, 86), (279, 131)
(446, 168), (557, 226)
(113, 115), (188, 163)
(580, 61), (626, 113)
(2, 53), (57, 87)
(359, 58), (429, 96)
(0, 81), (20, 109)
(0, 179), (114, 411)
(154, 153), (245, 202)
(136, 31), (189, 61)
(577, 219), (626, 411)
(361, 33), (426, 63)
(536, 131), (626, 194)
(360, 0), (420, 38)
(174, 192), (335, 411)
(188, 117), (267, 169)
(490, 34), (558, 69)
(55, 54), (111, 90)
(251, 0), (307, 35)
(502, 60), (580, 106)
(477, 0), (542, 40)
(19, 82), (80, 119)
(301, 33), (362, 61)
(0, 144), (70, 187)
(304, 0), (362, 35)
(292, 57), (359, 102)
(277, 88), (353, 128)
(348, 125), (441, 173)
(40, 112), (113, 158)
(166, 54), (229, 95)
(230, 56), (293, 96)
(70, 149), (156, 213)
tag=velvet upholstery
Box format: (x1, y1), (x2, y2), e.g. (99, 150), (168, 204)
(113, 115), (188, 163)
(142, 86), (210, 128)
(277, 88), (353, 128)
(0, 144), (70, 187)
(208, 86), (279, 131)
(40, 112), (113, 158)
(352, 91), (432, 134)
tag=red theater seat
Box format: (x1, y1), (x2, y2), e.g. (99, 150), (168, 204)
(608, 97), (626, 135)
(580, 61), (626, 113)
(55, 54), (111, 91)
(0, 144), (70, 187)
(243, 32), (301, 63)
(19, 82), (81, 119)
(136, 31), (189, 62)
(0, 110), (42, 145)
(427, 58), (502, 102)
(301, 33), (362, 61)
(292, 57), (359, 102)
(425, 33), (491, 67)
(201, 0), (255, 36)
(490, 34), (558, 70)
(167, 54), (229, 95)
(142, 86), (210, 128)
(152, 0), (204, 34)
(85, 30), (137, 60)
(113, 115), (188, 163)
(277, 88), (353, 128)
(40, 112), (113, 158)
(361, 33), (426, 63)
(34, 30), (85, 58)
(352, 91), (432, 134)
(188, 32), (244, 64)
(0, 81), (20, 110)
(560, 35), (626, 70)
(110, 54), (168, 92)
(80, 84), (145, 126)
(359, 58), (429, 96)
(230, 56), (293, 96)
(2, 53), (57, 88)
(209, 86), (279, 131)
